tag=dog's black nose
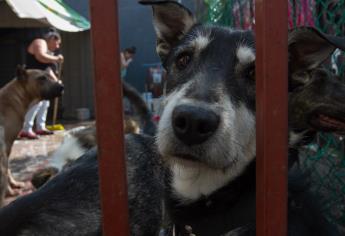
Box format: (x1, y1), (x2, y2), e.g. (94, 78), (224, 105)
(172, 105), (220, 146)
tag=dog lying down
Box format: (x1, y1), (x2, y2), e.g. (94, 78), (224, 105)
(30, 118), (141, 189)
(52, 81), (156, 165)
(0, 135), (163, 236)
(30, 81), (156, 188)
(2, 1), (345, 236)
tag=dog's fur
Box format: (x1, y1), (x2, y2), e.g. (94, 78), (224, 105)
(122, 81), (156, 136)
(50, 80), (156, 167)
(0, 134), (163, 236)
(29, 81), (156, 189)
(141, 1), (345, 235)
(1, 1), (345, 236)
(49, 116), (139, 171)
(0, 66), (64, 206)
(47, 81), (156, 171)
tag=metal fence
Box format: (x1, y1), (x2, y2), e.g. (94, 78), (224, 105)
(202, 0), (345, 232)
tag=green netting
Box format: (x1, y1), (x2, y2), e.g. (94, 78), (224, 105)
(300, 134), (345, 231)
(203, 0), (345, 232)
(203, 0), (255, 29)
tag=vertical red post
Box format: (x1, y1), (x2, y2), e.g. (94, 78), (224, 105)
(255, 0), (288, 235)
(89, 0), (130, 235)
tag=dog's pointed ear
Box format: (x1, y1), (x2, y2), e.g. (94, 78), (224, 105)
(140, 0), (196, 61)
(16, 65), (27, 80)
(288, 27), (345, 73)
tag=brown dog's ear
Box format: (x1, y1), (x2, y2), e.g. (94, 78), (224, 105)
(16, 65), (27, 80)
(288, 27), (345, 73)
(140, 0), (196, 62)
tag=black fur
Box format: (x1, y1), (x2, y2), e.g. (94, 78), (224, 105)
(140, 1), (345, 236)
(122, 81), (156, 135)
(1, 2), (345, 236)
(166, 162), (256, 236)
(0, 134), (163, 236)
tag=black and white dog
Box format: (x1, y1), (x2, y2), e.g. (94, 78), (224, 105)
(141, 1), (345, 235)
(1, 1), (345, 236)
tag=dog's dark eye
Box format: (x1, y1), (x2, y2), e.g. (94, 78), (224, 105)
(176, 53), (192, 70)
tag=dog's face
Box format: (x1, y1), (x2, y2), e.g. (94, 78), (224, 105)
(16, 66), (64, 100)
(142, 1), (345, 180)
(141, 1), (345, 201)
(159, 28), (257, 171)
(142, 1), (256, 174)
(287, 28), (345, 137)
(289, 68), (345, 134)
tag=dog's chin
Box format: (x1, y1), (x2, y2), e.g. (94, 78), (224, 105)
(162, 152), (237, 171)
(163, 155), (202, 169)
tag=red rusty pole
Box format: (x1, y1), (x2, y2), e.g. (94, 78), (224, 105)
(89, 0), (130, 235)
(255, 0), (288, 235)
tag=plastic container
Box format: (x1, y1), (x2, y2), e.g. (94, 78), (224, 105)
(76, 108), (90, 121)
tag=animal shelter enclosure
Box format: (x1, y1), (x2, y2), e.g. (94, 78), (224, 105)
(91, 0), (288, 235)
(0, 0), (344, 235)
(88, 0), (345, 235)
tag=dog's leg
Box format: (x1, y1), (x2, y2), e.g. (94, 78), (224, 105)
(6, 169), (31, 199)
(6, 169), (33, 198)
(5, 169), (22, 197)
(5, 185), (20, 197)
(7, 169), (25, 189)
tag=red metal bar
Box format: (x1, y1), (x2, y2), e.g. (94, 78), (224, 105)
(89, 0), (130, 235)
(255, 0), (288, 235)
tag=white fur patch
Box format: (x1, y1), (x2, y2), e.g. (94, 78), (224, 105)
(171, 162), (244, 201)
(192, 35), (211, 51)
(236, 46), (255, 64)
(49, 135), (87, 171)
(288, 130), (307, 147)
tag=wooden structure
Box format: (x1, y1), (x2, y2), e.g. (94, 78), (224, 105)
(90, 0), (288, 235)
(255, 0), (288, 235)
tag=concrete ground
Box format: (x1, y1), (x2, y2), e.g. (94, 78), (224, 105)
(5, 120), (94, 205)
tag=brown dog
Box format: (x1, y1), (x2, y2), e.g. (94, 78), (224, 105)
(0, 65), (64, 206)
